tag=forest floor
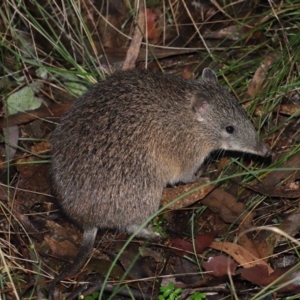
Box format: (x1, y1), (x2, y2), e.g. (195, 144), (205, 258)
(1, 1), (300, 299)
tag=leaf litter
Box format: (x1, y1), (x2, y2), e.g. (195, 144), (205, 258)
(1, 1), (300, 299)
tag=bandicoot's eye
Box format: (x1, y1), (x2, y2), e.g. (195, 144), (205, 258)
(225, 125), (235, 134)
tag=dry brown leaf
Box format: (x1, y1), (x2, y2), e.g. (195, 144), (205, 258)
(171, 232), (217, 256)
(236, 226), (264, 260)
(114, 242), (153, 288)
(204, 25), (241, 41)
(30, 141), (51, 154)
(239, 211), (300, 265)
(247, 53), (277, 97)
(244, 182), (300, 198)
(161, 180), (215, 210)
(210, 241), (273, 273)
(254, 103), (300, 117)
(242, 153), (300, 204)
(0, 103), (71, 128)
(238, 224), (276, 263)
(281, 209), (300, 237)
(202, 255), (238, 277)
(45, 235), (78, 259)
(239, 264), (300, 294)
(276, 103), (300, 117)
(201, 188), (255, 228)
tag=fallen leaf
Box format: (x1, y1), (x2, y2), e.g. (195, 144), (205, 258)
(211, 241), (273, 273)
(0, 103), (71, 128)
(6, 83), (43, 115)
(202, 256), (238, 277)
(113, 241), (153, 291)
(238, 264), (272, 285)
(171, 232), (217, 257)
(30, 141), (51, 154)
(244, 183), (300, 199)
(45, 235), (78, 259)
(86, 258), (125, 280)
(3, 125), (19, 161)
(254, 103), (300, 117)
(247, 53), (277, 97)
(194, 232), (218, 253)
(201, 188), (255, 228)
(203, 25), (241, 41)
(171, 238), (194, 256)
(281, 209), (300, 238)
(276, 103), (300, 117)
(260, 153), (300, 187)
(237, 230), (274, 263)
(161, 180), (215, 210)
(238, 263), (300, 293)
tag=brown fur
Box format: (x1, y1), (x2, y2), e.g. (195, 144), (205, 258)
(48, 68), (270, 298)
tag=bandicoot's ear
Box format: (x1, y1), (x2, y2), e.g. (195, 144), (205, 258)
(202, 68), (218, 82)
(190, 94), (210, 122)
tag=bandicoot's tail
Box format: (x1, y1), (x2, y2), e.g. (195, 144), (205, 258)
(47, 227), (98, 300)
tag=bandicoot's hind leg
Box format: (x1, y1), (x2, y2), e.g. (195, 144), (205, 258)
(126, 224), (160, 239)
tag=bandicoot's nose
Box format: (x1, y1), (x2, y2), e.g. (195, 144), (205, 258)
(259, 141), (272, 157)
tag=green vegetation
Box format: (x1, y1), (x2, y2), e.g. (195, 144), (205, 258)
(1, 0), (300, 299)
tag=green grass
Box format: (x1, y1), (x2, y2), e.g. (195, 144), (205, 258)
(1, 0), (300, 299)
